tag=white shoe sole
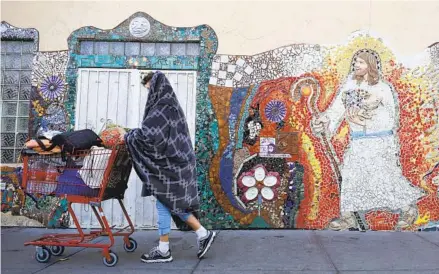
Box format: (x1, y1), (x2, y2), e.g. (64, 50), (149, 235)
(141, 257), (173, 263)
(198, 231), (217, 259)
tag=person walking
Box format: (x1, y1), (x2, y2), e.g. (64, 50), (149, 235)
(125, 71), (216, 263)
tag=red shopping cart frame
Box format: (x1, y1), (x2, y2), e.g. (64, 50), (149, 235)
(21, 145), (136, 267)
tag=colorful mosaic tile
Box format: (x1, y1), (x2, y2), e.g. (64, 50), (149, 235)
(1, 166), (69, 228)
(210, 44), (322, 88)
(29, 51), (69, 136)
(204, 31), (439, 231)
(2, 16), (438, 231)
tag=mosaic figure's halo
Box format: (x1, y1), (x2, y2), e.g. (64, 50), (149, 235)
(351, 48), (382, 74)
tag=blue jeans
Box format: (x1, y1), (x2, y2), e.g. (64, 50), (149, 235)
(156, 199), (191, 236)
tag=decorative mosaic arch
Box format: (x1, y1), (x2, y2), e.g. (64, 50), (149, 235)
(65, 12), (222, 227)
(1, 21), (39, 48)
(65, 11), (218, 129)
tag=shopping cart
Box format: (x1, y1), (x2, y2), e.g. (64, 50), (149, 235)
(21, 145), (135, 267)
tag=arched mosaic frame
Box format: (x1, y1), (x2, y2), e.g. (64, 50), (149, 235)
(66, 12), (218, 127)
(65, 12), (223, 226)
(1, 21), (39, 48)
(1, 21), (39, 163)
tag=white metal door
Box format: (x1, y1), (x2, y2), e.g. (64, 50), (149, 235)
(74, 68), (197, 229)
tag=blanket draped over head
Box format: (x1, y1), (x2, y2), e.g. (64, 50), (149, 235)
(124, 71), (199, 215)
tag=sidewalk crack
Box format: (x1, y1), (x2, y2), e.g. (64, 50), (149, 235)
(414, 233), (439, 249)
(311, 231), (340, 274)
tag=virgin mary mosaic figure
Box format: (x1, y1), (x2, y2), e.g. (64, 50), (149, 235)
(312, 49), (426, 230)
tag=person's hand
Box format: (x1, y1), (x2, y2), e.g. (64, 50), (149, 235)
(311, 116), (329, 134)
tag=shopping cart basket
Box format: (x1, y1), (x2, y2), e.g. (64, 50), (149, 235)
(21, 145), (135, 267)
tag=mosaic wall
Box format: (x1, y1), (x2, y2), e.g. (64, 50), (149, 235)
(30, 51), (69, 137)
(1, 21), (69, 228)
(2, 13), (222, 229)
(202, 31), (439, 231)
(2, 16), (438, 232)
(1, 166), (69, 228)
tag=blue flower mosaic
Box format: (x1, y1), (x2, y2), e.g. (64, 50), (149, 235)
(40, 75), (65, 101)
(264, 100), (287, 123)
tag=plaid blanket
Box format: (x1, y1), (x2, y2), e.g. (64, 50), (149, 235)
(124, 71), (199, 214)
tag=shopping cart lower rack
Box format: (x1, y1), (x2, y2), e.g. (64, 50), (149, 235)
(21, 145), (135, 267)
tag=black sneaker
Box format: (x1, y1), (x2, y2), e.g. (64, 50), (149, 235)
(197, 230), (217, 259)
(141, 247), (173, 263)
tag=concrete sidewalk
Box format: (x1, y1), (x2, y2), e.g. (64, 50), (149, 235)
(1, 228), (439, 274)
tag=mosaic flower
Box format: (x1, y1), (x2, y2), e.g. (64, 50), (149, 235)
(238, 164), (280, 203)
(40, 75), (65, 101)
(264, 100), (287, 123)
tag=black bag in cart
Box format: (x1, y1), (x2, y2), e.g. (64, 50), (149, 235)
(40, 129), (104, 160)
(52, 129), (103, 152)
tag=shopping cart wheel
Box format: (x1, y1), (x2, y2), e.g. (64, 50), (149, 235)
(103, 251), (118, 267)
(35, 246), (51, 263)
(50, 246), (65, 256)
(123, 237), (137, 253)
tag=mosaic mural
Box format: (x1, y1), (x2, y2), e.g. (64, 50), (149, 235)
(202, 31), (439, 231)
(30, 51), (69, 137)
(1, 166), (69, 228)
(2, 15), (438, 232)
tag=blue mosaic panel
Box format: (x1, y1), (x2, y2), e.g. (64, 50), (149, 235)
(2, 102), (17, 116)
(110, 42), (125, 55)
(95, 41), (109, 55)
(171, 43), (186, 55)
(125, 42), (140, 56)
(141, 43), (155, 55)
(187, 43), (200, 56)
(21, 42), (34, 53)
(79, 41), (197, 57)
(80, 41), (93, 55)
(156, 43), (171, 56)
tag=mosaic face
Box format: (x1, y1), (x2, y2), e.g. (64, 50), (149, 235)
(353, 57), (368, 76)
(129, 17), (150, 38)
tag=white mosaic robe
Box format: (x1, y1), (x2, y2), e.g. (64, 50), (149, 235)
(323, 77), (425, 212)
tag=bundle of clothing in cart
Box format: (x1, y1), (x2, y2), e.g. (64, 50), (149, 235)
(23, 124), (128, 197)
